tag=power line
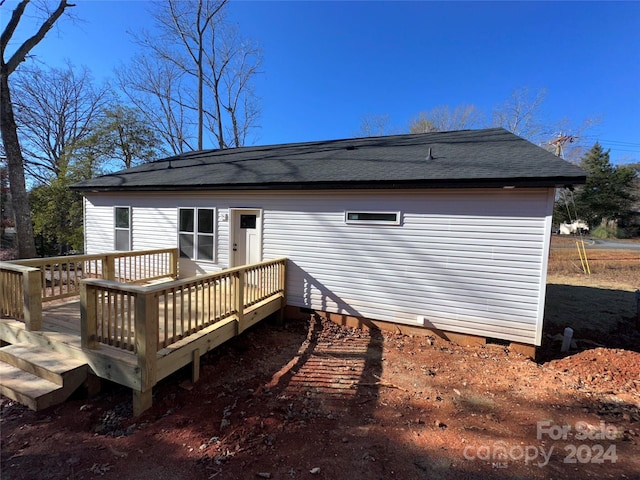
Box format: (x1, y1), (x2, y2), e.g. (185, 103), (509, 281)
(580, 136), (640, 147)
(600, 140), (640, 147)
(574, 136), (640, 155)
(609, 149), (640, 154)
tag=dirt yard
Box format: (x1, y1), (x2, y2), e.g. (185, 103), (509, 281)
(1, 242), (639, 480)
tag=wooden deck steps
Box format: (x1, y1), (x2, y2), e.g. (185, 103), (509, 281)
(0, 343), (88, 411)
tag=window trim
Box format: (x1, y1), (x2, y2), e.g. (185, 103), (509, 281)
(345, 211), (401, 225)
(178, 207), (216, 262)
(114, 206), (131, 251)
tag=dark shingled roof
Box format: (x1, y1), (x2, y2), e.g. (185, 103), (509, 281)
(72, 128), (586, 192)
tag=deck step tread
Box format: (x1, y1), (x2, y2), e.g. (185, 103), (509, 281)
(0, 362), (62, 402)
(0, 343), (87, 375)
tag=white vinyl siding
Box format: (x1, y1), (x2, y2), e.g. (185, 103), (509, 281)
(131, 206), (176, 251)
(83, 188), (554, 345)
(84, 197), (117, 254)
(262, 190), (551, 345)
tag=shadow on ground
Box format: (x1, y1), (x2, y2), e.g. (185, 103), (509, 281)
(541, 283), (640, 360)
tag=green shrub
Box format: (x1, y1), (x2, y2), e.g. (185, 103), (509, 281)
(590, 224), (627, 239)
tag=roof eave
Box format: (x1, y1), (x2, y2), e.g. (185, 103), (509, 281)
(71, 175), (587, 193)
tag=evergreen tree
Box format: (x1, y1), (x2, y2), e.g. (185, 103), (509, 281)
(574, 142), (636, 231)
(29, 172), (84, 256)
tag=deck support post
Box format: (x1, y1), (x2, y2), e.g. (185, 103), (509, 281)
(276, 304), (284, 324)
(23, 268), (42, 331)
(192, 348), (200, 383)
(134, 288), (158, 416)
(133, 389), (153, 417)
(85, 372), (102, 397)
(80, 281), (98, 349)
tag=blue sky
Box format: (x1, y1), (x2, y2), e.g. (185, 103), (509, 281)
(3, 0), (640, 163)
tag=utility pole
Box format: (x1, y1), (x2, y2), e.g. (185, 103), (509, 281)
(549, 132), (577, 158)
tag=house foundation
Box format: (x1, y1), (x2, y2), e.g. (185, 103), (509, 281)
(283, 306), (537, 359)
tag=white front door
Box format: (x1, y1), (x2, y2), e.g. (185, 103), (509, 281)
(230, 209), (262, 267)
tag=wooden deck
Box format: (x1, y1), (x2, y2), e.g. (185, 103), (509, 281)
(0, 250), (287, 415)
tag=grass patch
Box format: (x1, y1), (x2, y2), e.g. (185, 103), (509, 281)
(548, 245), (640, 288)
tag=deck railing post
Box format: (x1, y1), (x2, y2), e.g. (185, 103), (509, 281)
(80, 281), (98, 349)
(235, 269), (245, 333)
(278, 259), (287, 323)
(133, 288), (158, 416)
(102, 254), (115, 281)
(170, 248), (179, 279)
(22, 268), (42, 331)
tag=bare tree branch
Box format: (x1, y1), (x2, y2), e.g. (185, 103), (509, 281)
(491, 87), (548, 140)
(117, 54), (196, 154)
(3, 0), (74, 75)
(121, 0), (260, 151)
(408, 105), (483, 134)
(13, 63), (111, 182)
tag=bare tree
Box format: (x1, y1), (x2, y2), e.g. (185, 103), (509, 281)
(0, 0), (74, 258)
(408, 112), (437, 134)
(491, 87), (548, 141)
(121, 0), (261, 151)
(13, 62), (111, 183)
(117, 54), (195, 155)
(151, 0), (226, 150)
(491, 87), (601, 161)
(209, 23), (261, 148)
(356, 114), (392, 137)
(409, 105), (483, 134)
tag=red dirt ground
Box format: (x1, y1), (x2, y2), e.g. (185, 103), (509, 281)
(1, 315), (639, 480)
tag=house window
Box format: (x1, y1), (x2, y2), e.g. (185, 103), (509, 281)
(345, 211), (401, 225)
(114, 207), (131, 250)
(179, 208), (215, 261)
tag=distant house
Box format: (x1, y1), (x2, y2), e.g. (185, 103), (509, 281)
(72, 128), (585, 353)
(559, 220), (589, 235)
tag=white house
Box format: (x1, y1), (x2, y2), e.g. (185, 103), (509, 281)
(72, 128), (586, 352)
(559, 220), (589, 235)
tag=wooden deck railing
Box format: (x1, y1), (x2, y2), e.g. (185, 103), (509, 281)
(1, 253), (286, 417)
(0, 248), (178, 330)
(0, 263), (42, 331)
(156, 269), (236, 348)
(80, 257), (286, 415)
(80, 258), (287, 353)
(110, 249), (178, 284)
(12, 248), (178, 301)
(243, 260), (284, 307)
